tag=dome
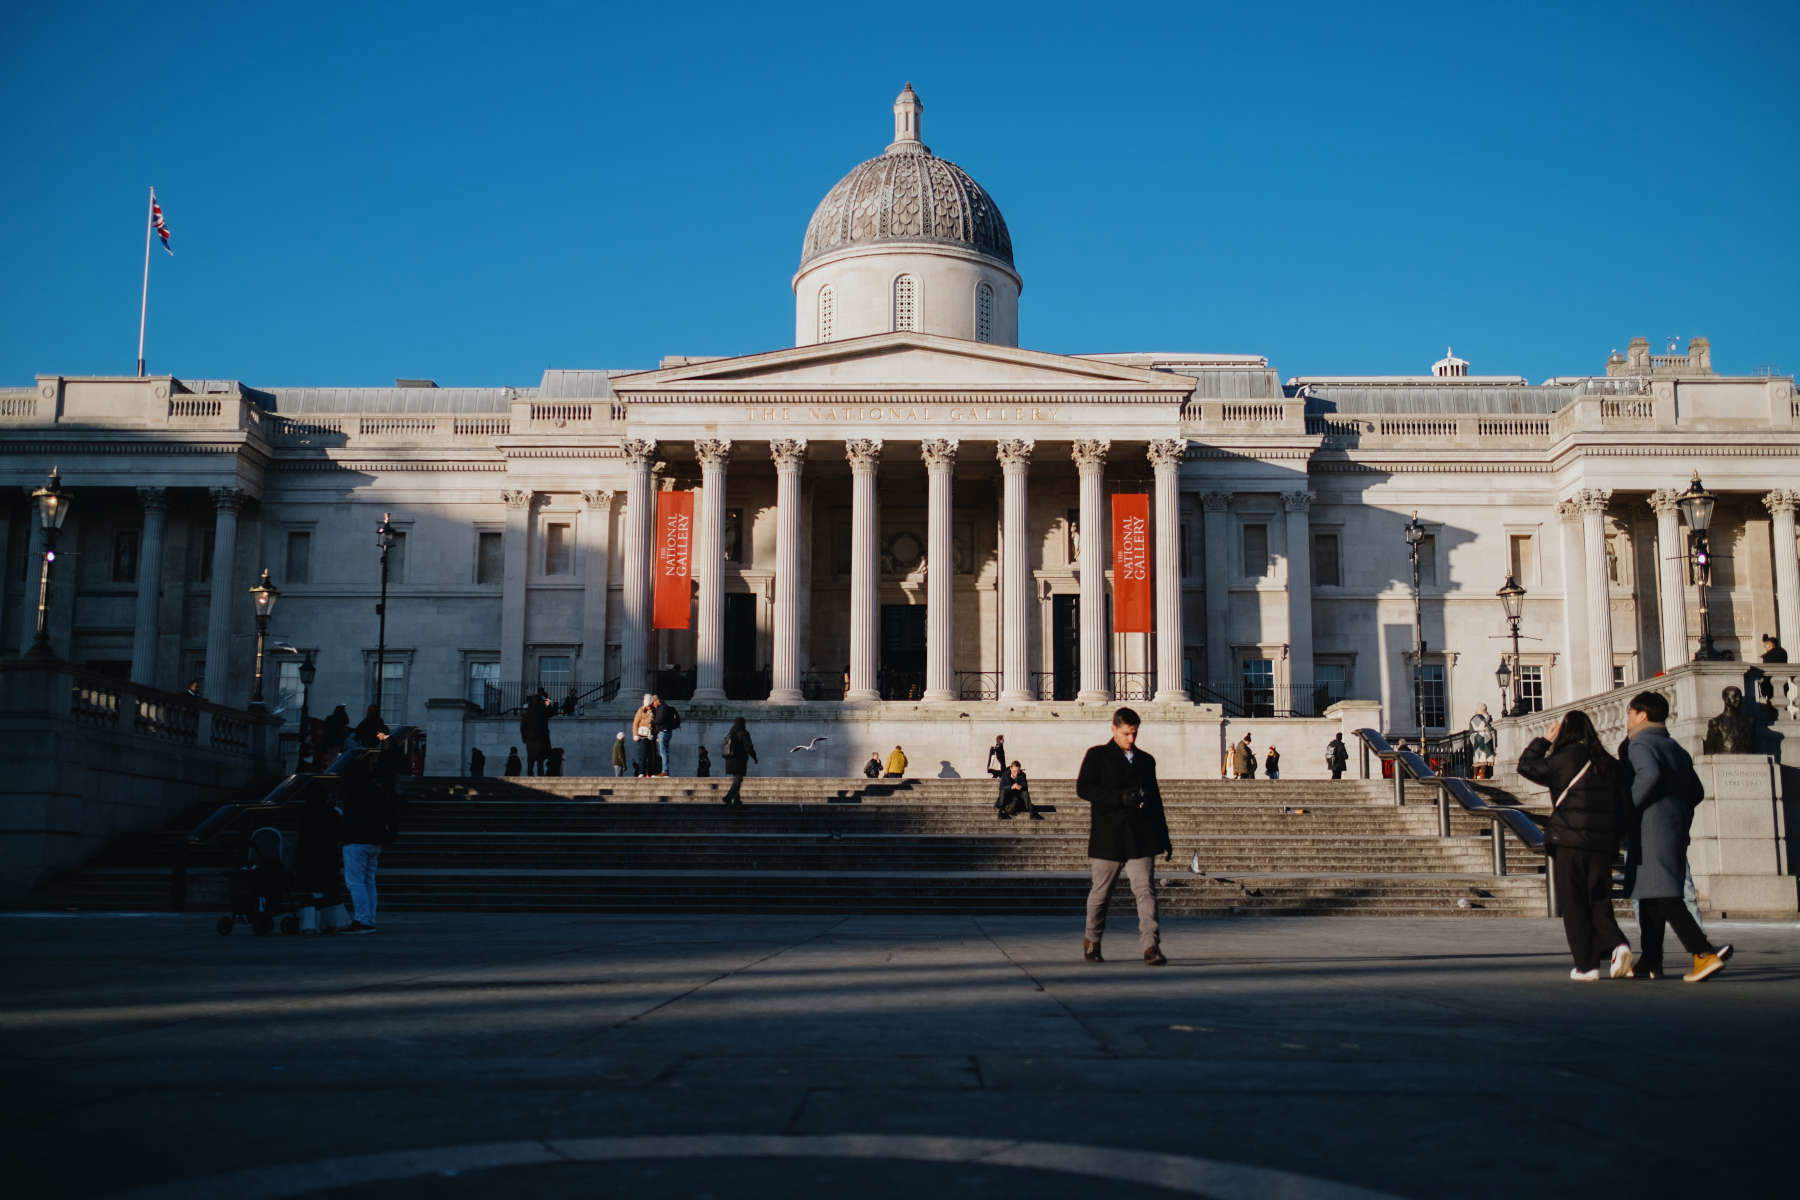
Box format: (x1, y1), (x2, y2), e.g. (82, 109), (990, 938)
(799, 86), (1014, 270)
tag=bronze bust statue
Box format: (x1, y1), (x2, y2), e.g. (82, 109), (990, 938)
(1702, 685), (1758, 754)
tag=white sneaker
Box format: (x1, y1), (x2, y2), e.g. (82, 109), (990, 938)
(1609, 944), (1635, 979)
(1569, 968), (1600, 982)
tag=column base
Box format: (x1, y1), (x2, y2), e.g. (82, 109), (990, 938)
(999, 689), (1032, 703)
(844, 688), (881, 703)
(1076, 689), (1111, 703)
(690, 688), (727, 701)
(921, 688), (956, 702)
(767, 688), (804, 704)
(1153, 689), (1190, 705)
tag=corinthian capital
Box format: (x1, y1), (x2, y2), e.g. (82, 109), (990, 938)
(580, 489), (615, 511)
(1574, 488), (1612, 514)
(996, 438), (1035, 470)
(137, 486), (169, 512)
(1764, 489), (1800, 517)
(210, 487), (247, 512)
(620, 438), (657, 466)
(768, 438), (808, 470)
(1282, 491), (1315, 513)
(1647, 489), (1685, 516)
(1201, 491), (1232, 513)
(844, 438), (883, 470)
(502, 489), (535, 510)
(1070, 439), (1110, 471)
(1146, 438), (1187, 470)
(694, 439), (732, 469)
(920, 438), (959, 469)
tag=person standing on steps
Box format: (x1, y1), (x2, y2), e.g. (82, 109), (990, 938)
(631, 694), (657, 777)
(1242, 733), (1258, 780)
(721, 717), (756, 805)
(521, 691), (553, 777)
(1076, 707), (1172, 967)
(863, 752), (883, 779)
(1325, 733), (1349, 780)
(322, 705), (352, 760)
(1264, 745), (1280, 780)
(1517, 709), (1633, 982)
(1618, 691), (1733, 982)
(696, 746), (712, 778)
(884, 745), (908, 778)
(611, 731), (628, 776)
(340, 739), (399, 934)
(651, 694), (681, 777)
(503, 747), (522, 776)
(986, 735), (1007, 779)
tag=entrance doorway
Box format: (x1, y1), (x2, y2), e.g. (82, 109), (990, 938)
(723, 592), (763, 699)
(1051, 594), (1079, 700)
(880, 604), (926, 700)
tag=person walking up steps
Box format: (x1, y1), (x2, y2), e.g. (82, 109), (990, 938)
(1517, 709), (1632, 982)
(1619, 692), (1733, 982)
(1077, 707), (1172, 966)
(721, 717), (756, 805)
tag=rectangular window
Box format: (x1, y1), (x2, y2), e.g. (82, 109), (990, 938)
(191, 529), (215, 582)
(1242, 524), (1269, 578)
(467, 660), (500, 706)
(476, 531), (503, 584)
(386, 531), (407, 584)
(285, 531), (312, 584)
(1311, 532), (1341, 587)
(1314, 663), (1348, 708)
(112, 531), (140, 584)
(1241, 658), (1275, 718)
(535, 654), (573, 692)
(373, 660), (406, 720)
(544, 522), (572, 576)
(275, 659), (305, 724)
(1508, 533), (1535, 584)
(1419, 663), (1447, 729)
(1612, 664), (1626, 689)
(1517, 665), (1544, 713)
(1416, 533), (1438, 587)
(724, 508), (744, 562)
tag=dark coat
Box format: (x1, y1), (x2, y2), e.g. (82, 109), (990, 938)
(340, 761), (398, 847)
(996, 770), (1032, 814)
(294, 801), (343, 891)
(1617, 725), (1704, 899)
(652, 703), (681, 734)
(1516, 737), (1623, 855)
(1075, 741), (1172, 862)
(722, 726), (756, 777)
(322, 708), (351, 749)
(352, 713), (386, 747)
(986, 743), (1007, 776)
(520, 699), (552, 751)
(1326, 738), (1349, 769)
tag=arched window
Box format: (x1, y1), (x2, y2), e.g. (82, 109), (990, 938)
(892, 274), (917, 331)
(817, 285), (834, 342)
(975, 282), (994, 343)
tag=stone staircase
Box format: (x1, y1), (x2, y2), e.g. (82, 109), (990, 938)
(30, 775), (1559, 918)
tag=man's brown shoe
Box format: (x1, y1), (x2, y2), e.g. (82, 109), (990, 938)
(1684, 952), (1727, 983)
(1144, 944), (1167, 967)
(1083, 940), (1103, 963)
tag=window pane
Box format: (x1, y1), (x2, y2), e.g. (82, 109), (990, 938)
(477, 531), (503, 584)
(537, 656), (573, 690)
(544, 523), (571, 575)
(1419, 664), (1447, 728)
(276, 660), (304, 723)
(1417, 534), (1438, 587)
(1315, 663), (1348, 706)
(467, 660), (500, 705)
(1311, 533), (1340, 587)
(376, 660), (405, 720)
(1242, 524), (1269, 578)
(112, 531), (140, 584)
(286, 531), (311, 584)
(1241, 658), (1274, 717)
(1517, 665), (1544, 713)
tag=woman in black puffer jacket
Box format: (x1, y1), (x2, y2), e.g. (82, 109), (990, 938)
(1518, 709), (1632, 981)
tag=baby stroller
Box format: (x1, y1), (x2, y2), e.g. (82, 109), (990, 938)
(217, 826), (298, 936)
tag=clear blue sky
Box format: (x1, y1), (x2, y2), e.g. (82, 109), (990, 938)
(6, 0), (1795, 386)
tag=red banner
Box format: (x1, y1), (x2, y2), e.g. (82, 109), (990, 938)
(652, 490), (695, 630)
(1112, 493), (1152, 633)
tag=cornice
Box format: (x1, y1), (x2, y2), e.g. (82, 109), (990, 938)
(270, 460), (510, 473)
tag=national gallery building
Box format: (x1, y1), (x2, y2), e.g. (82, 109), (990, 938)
(4, 86), (1798, 776)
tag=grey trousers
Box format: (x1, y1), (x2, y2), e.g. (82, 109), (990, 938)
(1086, 856), (1160, 950)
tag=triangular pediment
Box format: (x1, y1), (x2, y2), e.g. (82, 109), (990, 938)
(613, 333), (1195, 394)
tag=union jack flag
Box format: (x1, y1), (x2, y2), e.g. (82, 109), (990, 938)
(152, 191), (172, 255)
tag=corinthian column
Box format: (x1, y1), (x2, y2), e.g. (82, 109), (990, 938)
(997, 439), (1035, 702)
(1148, 439), (1188, 703)
(202, 488), (245, 703)
(768, 439), (807, 703)
(130, 488), (169, 686)
(1072, 440), (1110, 701)
(692, 440), (732, 700)
(922, 439), (959, 702)
(1648, 490), (1690, 672)
(1576, 488), (1615, 693)
(618, 439), (657, 703)
(1766, 489), (1800, 657)
(1201, 491), (1232, 685)
(845, 439), (882, 702)
(1283, 491), (1315, 696)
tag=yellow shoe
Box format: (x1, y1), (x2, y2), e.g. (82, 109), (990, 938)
(1683, 953), (1726, 983)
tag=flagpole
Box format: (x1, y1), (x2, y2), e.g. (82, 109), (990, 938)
(137, 187), (154, 377)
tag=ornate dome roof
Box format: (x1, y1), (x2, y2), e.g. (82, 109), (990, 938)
(799, 85), (1014, 270)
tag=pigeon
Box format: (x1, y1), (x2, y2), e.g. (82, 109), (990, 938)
(789, 736), (831, 753)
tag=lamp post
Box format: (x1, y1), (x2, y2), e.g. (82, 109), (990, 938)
(248, 569), (280, 709)
(27, 467), (74, 659)
(1403, 511), (1427, 739)
(1495, 657), (1513, 717)
(1496, 573), (1527, 715)
(1675, 473), (1727, 661)
(375, 512), (398, 717)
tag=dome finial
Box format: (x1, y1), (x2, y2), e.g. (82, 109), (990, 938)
(888, 82), (928, 155)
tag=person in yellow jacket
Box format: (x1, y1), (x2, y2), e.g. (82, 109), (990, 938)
(883, 745), (908, 778)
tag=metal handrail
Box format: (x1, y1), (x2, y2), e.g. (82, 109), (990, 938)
(1354, 727), (1552, 916)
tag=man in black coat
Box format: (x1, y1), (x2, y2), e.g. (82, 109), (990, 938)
(1075, 707), (1172, 966)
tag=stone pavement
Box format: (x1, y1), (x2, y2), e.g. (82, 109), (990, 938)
(3, 912), (1796, 1198)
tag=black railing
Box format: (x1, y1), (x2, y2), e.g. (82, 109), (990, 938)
(1109, 671), (1155, 701)
(1185, 681), (1342, 718)
(800, 669), (846, 701)
(480, 680), (619, 717)
(1031, 670), (1079, 701)
(879, 669), (924, 701)
(1422, 731), (1474, 780)
(957, 671), (1000, 701)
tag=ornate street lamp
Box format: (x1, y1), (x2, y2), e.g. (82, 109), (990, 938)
(248, 569), (280, 708)
(1494, 656), (1512, 716)
(1496, 573), (1527, 715)
(27, 467), (74, 659)
(375, 512), (399, 717)
(1675, 473), (1727, 660)
(1403, 511), (1427, 738)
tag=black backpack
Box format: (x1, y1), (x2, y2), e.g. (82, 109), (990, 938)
(665, 706), (682, 730)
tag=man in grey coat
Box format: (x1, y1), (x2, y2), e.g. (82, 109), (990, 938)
(1619, 691), (1732, 982)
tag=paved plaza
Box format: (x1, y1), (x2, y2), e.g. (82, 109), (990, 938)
(3, 912), (1797, 1198)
